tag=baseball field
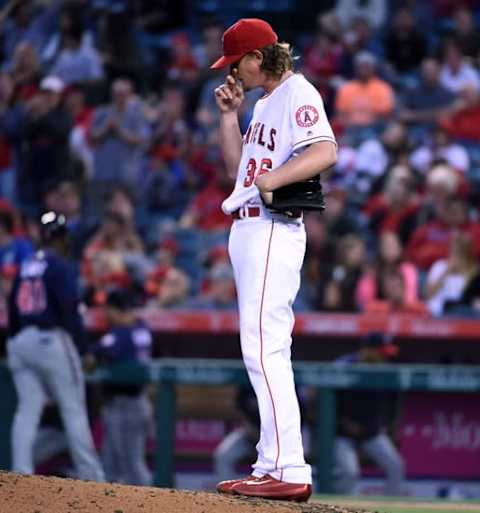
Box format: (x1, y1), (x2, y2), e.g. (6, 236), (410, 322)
(1, 472), (479, 513)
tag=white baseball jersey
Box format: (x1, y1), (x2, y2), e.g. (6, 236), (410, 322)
(222, 73), (336, 214)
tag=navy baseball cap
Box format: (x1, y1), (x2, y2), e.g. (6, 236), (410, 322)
(105, 289), (134, 311)
(40, 211), (68, 242)
(362, 332), (399, 357)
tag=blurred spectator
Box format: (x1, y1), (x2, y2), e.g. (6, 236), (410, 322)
(153, 266), (190, 308)
(8, 41), (41, 101)
(0, 208), (33, 277)
(82, 211), (146, 305)
(321, 234), (366, 312)
(133, 0), (187, 34)
(42, 4), (95, 68)
(334, 333), (405, 496)
(335, 51), (395, 127)
(186, 263), (236, 310)
(446, 269), (480, 317)
(193, 22), (223, 70)
(148, 83), (190, 161)
(90, 79), (149, 191)
(439, 84), (480, 141)
(364, 269), (428, 314)
(178, 169), (232, 233)
(363, 164), (420, 244)
(0, 72), (15, 202)
(357, 231), (419, 309)
(52, 180), (95, 259)
(49, 25), (104, 86)
(300, 213), (329, 311)
(410, 126), (470, 174)
(334, 0), (387, 30)
(17, 76), (73, 213)
(384, 7), (427, 73)
(339, 17), (383, 79)
(64, 86), (94, 180)
(323, 188), (360, 240)
(105, 186), (138, 231)
(0, 0), (52, 66)
(302, 32), (342, 105)
(400, 58), (455, 126)
(425, 233), (478, 316)
(339, 122), (412, 195)
(447, 7), (480, 59)
(92, 288), (153, 485)
(405, 196), (480, 271)
(97, 10), (142, 83)
(440, 42), (480, 94)
(166, 33), (198, 85)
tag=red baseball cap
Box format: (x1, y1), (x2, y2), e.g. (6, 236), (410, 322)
(210, 18), (278, 69)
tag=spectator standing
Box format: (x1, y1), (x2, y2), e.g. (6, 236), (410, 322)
(91, 289), (153, 486)
(7, 211), (104, 481)
(18, 76), (72, 213)
(90, 79), (149, 192)
(334, 333), (405, 496)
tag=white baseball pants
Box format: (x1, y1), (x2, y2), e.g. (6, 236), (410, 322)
(229, 216), (312, 485)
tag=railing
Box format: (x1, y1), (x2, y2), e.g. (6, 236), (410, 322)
(3, 359), (480, 491)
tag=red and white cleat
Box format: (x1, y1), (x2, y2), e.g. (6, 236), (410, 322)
(216, 475), (262, 495)
(231, 475), (312, 502)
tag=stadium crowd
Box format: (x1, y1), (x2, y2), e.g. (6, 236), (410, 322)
(1, 0), (480, 318)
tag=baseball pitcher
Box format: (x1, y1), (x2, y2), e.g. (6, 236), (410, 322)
(211, 18), (337, 502)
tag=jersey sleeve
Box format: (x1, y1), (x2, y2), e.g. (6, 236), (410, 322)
(290, 78), (336, 152)
(46, 257), (86, 354)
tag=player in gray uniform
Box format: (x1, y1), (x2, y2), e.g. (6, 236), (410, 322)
(7, 211), (104, 481)
(92, 289), (153, 485)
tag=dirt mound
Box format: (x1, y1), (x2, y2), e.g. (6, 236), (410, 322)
(0, 471), (368, 513)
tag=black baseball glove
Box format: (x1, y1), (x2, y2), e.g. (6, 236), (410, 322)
(263, 174), (325, 216)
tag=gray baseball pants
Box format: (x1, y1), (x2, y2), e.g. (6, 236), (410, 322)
(7, 326), (105, 481)
(334, 433), (405, 496)
(101, 394), (152, 486)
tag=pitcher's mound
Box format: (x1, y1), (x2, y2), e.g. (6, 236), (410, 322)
(0, 471), (367, 513)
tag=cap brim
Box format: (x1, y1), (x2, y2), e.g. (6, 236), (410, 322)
(210, 53), (245, 69)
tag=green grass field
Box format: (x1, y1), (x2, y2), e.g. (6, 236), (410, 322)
(314, 495), (480, 513)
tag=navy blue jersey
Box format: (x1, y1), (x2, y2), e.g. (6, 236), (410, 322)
(8, 249), (86, 353)
(95, 321), (152, 397)
(95, 321), (152, 364)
